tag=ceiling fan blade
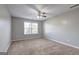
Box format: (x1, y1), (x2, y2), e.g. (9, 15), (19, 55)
(70, 4), (79, 8)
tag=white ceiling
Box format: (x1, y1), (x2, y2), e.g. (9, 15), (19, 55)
(6, 4), (79, 20)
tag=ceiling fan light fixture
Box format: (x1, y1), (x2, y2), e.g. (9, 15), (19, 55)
(37, 16), (42, 19)
(37, 16), (40, 18)
(37, 11), (47, 20)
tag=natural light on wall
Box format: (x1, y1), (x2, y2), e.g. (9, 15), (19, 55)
(24, 22), (38, 35)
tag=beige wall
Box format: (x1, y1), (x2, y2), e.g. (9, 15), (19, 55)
(44, 7), (79, 47)
(12, 17), (44, 41)
(0, 5), (11, 52)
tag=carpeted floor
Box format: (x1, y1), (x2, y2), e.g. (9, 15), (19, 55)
(8, 39), (79, 55)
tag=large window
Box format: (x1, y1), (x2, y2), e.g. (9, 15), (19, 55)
(24, 22), (38, 34)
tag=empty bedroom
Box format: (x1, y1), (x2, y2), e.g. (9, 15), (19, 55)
(0, 4), (79, 55)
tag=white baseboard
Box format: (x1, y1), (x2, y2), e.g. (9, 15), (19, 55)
(0, 41), (11, 53)
(0, 41), (11, 55)
(12, 38), (43, 42)
(5, 41), (12, 52)
(46, 37), (79, 49)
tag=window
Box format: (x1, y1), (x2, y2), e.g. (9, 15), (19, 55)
(24, 22), (38, 34)
(32, 23), (38, 34)
(24, 22), (31, 34)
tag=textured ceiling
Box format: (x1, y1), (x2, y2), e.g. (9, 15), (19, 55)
(7, 4), (79, 20)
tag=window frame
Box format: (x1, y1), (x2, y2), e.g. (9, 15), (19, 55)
(24, 22), (39, 35)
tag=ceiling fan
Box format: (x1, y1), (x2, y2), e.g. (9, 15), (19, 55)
(37, 10), (47, 19)
(25, 4), (47, 20)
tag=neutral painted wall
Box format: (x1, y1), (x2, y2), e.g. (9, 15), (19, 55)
(0, 5), (11, 52)
(12, 17), (44, 41)
(44, 7), (79, 47)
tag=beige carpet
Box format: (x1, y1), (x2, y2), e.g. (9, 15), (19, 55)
(8, 39), (79, 55)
